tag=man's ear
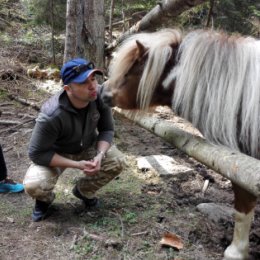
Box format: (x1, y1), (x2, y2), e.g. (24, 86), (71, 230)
(64, 85), (70, 91)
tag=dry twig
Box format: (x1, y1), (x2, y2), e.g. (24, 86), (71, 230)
(0, 119), (21, 125)
(8, 94), (40, 111)
(0, 118), (35, 135)
(69, 228), (122, 250)
(131, 231), (149, 236)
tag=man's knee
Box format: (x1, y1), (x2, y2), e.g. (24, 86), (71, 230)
(23, 164), (59, 199)
(102, 147), (127, 176)
(24, 181), (42, 198)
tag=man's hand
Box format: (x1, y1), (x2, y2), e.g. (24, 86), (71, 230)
(78, 153), (103, 176)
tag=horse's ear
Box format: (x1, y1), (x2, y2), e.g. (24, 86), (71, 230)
(135, 40), (147, 59)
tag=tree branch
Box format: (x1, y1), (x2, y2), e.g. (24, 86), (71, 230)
(106, 0), (207, 53)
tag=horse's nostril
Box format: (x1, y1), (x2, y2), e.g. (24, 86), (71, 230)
(101, 92), (114, 107)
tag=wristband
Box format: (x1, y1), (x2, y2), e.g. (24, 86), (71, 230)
(97, 150), (106, 158)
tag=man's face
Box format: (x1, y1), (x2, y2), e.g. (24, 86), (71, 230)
(67, 74), (98, 103)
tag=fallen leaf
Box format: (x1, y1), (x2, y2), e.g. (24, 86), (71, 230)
(159, 232), (184, 250)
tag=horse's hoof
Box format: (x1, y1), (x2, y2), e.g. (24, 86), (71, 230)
(223, 244), (249, 260)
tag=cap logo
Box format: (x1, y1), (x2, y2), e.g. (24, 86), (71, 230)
(63, 61), (95, 84)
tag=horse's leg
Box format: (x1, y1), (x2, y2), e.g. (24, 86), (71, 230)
(223, 183), (257, 260)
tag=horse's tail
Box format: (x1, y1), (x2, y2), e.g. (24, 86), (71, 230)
(173, 30), (260, 158)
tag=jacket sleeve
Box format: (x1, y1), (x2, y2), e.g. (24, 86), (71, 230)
(96, 92), (114, 144)
(28, 112), (61, 166)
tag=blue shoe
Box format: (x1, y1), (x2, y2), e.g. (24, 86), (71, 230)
(0, 179), (24, 193)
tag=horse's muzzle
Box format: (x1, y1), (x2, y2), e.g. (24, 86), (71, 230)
(100, 84), (114, 107)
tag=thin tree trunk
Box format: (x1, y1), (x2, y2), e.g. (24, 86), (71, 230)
(115, 108), (260, 197)
(206, 0), (214, 27)
(108, 0), (115, 43)
(50, 0), (56, 64)
(106, 0), (207, 53)
(76, 0), (84, 58)
(121, 0), (125, 32)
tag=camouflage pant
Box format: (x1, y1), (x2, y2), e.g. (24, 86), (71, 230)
(23, 145), (125, 203)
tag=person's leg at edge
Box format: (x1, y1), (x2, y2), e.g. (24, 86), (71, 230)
(73, 145), (126, 207)
(0, 144), (24, 193)
(23, 164), (63, 221)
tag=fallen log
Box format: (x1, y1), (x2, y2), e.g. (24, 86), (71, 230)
(115, 108), (260, 197)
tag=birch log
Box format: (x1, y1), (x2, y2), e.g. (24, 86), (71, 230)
(115, 109), (260, 197)
(106, 0), (207, 53)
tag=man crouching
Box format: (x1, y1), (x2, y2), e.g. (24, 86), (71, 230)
(23, 58), (125, 222)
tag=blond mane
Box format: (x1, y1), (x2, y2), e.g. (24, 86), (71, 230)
(172, 30), (260, 157)
(109, 29), (182, 109)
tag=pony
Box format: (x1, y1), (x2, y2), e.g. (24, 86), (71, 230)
(101, 28), (260, 260)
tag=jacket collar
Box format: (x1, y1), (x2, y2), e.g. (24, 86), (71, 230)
(59, 90), (78, 114)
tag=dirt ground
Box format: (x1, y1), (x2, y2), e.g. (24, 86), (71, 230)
(1, 70), (260, 260)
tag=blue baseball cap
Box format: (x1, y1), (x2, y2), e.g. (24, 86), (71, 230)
(61, 58), (103, 85)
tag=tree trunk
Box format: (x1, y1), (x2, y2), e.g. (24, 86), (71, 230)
(115, 109), (260, 197)
(63, 0), (83, 63)
(50, 0), (56, 64)
(63, 0), (105, 79)
(108, 0), (115, 43)
(83, 0), (105, 68)
(106, 0), (207, 53)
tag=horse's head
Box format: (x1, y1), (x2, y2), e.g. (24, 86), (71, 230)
(101, 29), (182, 110)
(101, 40), (148, 109)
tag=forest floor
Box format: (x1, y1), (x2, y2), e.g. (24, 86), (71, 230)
(1, 54), (260, 260)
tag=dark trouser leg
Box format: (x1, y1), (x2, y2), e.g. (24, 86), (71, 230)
(0, 145), (7, 181)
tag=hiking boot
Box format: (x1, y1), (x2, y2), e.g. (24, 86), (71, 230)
(0, 178), (24, 193)
(32, 200), (51, 222)
(72, 186), (99, 208)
